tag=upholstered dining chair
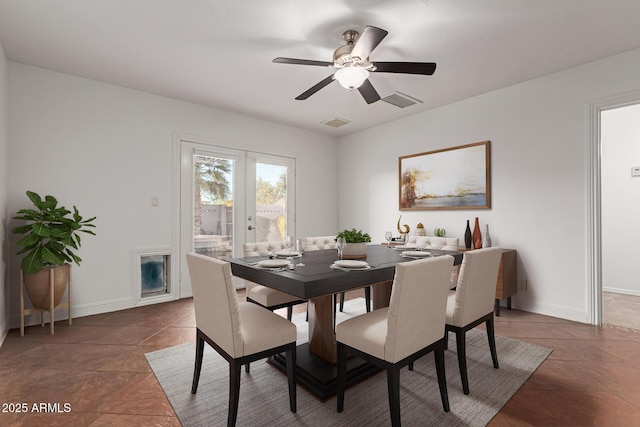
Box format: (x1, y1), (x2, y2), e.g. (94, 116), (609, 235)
(336, 255), (455, 426)
(302, 236), (371, 314)
(242, 241), (306, 321)
(186, 253), (297, 427)
(445, 246), (502, 395)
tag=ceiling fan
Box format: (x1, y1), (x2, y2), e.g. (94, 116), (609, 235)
(273, 25), (436, 104)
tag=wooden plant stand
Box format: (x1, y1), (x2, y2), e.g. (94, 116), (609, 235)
(20, 267), (72, 336)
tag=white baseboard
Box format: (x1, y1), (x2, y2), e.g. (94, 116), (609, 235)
(0, 327), (8, 348)
(603, 287), (640, 297)
(134, 293), (178, 307)
(510, 299), (590, 324)
(8, 296), (135, 330)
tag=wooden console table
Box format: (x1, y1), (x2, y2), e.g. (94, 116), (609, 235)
(494, 249), (517, 316)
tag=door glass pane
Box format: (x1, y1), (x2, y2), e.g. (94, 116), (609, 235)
(255, 162), (288, 242)
(193, 154), (234, 259)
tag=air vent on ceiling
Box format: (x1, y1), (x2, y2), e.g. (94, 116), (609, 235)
(322, 117), (351, 128)
(382, 91), (423, 108)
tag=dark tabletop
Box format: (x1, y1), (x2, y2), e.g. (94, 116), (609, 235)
(227, 245), (463, 300)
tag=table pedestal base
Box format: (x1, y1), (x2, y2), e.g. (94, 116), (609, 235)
(270, 343), (381, 401)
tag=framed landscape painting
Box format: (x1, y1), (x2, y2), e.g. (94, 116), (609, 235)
(399, 141), (491, 210)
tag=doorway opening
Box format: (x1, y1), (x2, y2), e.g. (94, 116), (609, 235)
(588, 91), (640, 327)
(600, 102), (640, 331)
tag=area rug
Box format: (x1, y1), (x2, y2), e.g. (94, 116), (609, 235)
(146, 299), (551, 426)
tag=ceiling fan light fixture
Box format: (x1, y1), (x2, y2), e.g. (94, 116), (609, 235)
(334, 67), (369, 89)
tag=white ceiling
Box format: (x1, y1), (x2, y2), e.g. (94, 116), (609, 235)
(1, 0), (640, 136)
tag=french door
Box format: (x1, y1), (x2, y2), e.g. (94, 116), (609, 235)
(179, 140), (295, 296)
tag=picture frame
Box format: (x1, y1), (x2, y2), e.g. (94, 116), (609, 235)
(399, 141), (491, 210)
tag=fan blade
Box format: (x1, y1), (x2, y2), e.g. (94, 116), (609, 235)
(295, 75), (335, 100)
(351, 26), (388, 61)
(372, 62), (437, 75)
(357, 79), (381, 104)
(273, 57), (333, 67)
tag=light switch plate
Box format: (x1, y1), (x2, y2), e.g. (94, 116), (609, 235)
(632, 166), (640, 177)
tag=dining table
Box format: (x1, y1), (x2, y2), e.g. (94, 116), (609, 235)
(227, 244), (463, 400)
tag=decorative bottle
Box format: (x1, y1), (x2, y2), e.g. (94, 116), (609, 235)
(464, 220), (472, 249)
(472, 217), (482, 249)
(482, 224), (492, 248)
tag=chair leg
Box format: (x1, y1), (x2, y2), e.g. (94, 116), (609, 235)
(286, 346), (297, 413)
(444, 330), (449, 350)
(408, 362), (414, 371)
(486, 315), (500, 369)
(336, 343), (347, 413)
(364, 286), (371, 312)
(286, 306), (293, 321)
(228, 360), (241, 427)
(191, 335), (205, 394)
(434, 345), (450, 412)
(455, 329), (470, 395)
(387, 366), (402, 427)
(339, 292), (345, 312)
(245, 363), (250, 373)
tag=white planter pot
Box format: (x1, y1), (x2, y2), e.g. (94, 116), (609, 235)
(342, 242), (368, 259)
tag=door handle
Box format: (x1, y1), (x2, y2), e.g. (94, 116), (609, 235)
(247, 225), (254, 230)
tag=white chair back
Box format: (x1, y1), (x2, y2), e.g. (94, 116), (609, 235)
(243, 241), (288, 257)
(449, 247), (502, 327)
(186, 253), (244, 358)
(302, 236), (336, 250)
(385, 255), (454, 363)
(407, 235), (460, 251)
(241, 241), (287, 293)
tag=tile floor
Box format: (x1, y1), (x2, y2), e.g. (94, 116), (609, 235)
(1, 289), (640, 426)
(603, 291), (640, 332)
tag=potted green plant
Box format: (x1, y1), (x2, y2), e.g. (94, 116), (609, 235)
(12, 191), (97, 309)
(336, 228), (371, 259)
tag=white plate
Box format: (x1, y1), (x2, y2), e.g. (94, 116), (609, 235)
(334, 260), (369, 269)
(392, 246), (413, 250)
(402, 251), (431, 257)
(257, 259), (291, 268)
(275, 250), (300, 257)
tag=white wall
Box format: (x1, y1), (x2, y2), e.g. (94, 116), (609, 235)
(338, 48), (640, 323)
(602, 103), (640, 296)
(7, 49), (640, 329)
(7, 63), (338, 327)
(0, 40), (8, 343)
